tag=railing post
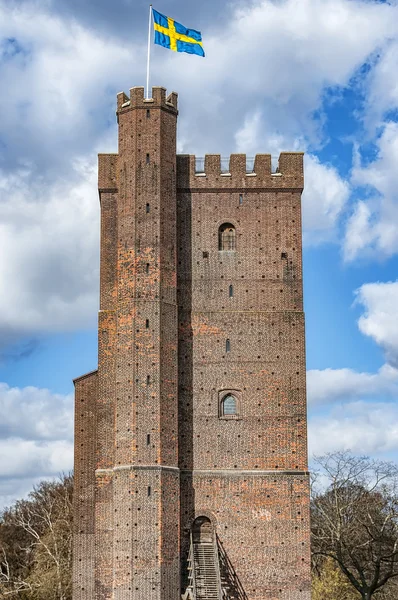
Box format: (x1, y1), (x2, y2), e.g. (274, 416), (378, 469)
(213, 535), (223, 600)
(190, 531), (197, 600)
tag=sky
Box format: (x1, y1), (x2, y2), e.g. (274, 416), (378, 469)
(1, 0), (398, 508)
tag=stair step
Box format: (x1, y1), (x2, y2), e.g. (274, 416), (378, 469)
(191, 540), (222, 600)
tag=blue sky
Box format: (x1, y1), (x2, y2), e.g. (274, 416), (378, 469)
(1, 0), (398, 507)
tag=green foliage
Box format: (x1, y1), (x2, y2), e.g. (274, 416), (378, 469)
(312, 557), (360, 600)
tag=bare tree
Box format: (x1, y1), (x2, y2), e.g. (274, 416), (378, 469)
(0, 474), (73, 600)
(311, 451), (398, 600)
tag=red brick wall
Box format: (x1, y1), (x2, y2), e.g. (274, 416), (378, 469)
(177, 154), (311, 599)
(73, 370), (98, 600)
(96, 86), (179, 600)
(73, 87), (311, 600)
(180, 472), (310, 600)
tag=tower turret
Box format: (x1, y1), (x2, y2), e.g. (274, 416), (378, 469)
(74, 86), (180, 600)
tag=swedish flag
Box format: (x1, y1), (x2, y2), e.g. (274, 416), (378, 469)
(152, 8), (205, 57)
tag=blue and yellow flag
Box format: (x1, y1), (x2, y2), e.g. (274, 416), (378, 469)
(152, 8), (205, 57)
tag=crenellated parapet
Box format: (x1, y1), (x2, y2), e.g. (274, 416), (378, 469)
(116, 86), (178, 114)
(177, 152), (304, 190)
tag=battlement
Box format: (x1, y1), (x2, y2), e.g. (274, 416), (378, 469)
(117, 86), (178, 113)
(176, 152), (304, 190)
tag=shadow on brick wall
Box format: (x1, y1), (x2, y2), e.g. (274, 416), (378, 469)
(177, 190), (195, 591)
(217, 536), (248, 600)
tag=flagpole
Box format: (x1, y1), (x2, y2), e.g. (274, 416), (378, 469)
(146, 4), (152, 100)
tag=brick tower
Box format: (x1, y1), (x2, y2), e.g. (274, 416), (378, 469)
(73, 86), (311, 600)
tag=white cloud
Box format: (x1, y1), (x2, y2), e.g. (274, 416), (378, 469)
(307, 363), (398, 406)
(0, 476), (47, 512)
(345, 123), (398, 260)
(308, 279), (398, 456)
(355, 280), (398, 365)
(0, 382), (73, 509)
(235, 110), (267, 155)
(0, 0), (396, 344)
(0, 2), (132, 170)
(0, 438), (73, 480)
(2, 0), (398, 502)
(309, 401), (398, 456)
(0, 2), (133, 343)
(307, 277), (398, 455)
(364, 39), (398, 132)
(0, 382), (73, 441)
(161, 0), (398, 155)
(0, 159), (99, 343)
(302, 155), (350, 244)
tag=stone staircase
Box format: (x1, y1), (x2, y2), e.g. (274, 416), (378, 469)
(182, 533), (223, 600)
(193, 542), (221, 600)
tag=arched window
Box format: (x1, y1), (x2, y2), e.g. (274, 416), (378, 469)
(218, 223), (236, 251)
(221, 394), (237, 416)
(192, 516), (213, 544)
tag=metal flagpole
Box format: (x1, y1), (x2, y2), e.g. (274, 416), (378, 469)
(146, 4), (153, 100)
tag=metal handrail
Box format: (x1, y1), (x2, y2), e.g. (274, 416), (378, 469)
(217, 535), (248, 600)
(194, 156), (280, 174)
(181, 532), (196, 600)
(190, 531), (197, 600)
(183, 530), (228, 600)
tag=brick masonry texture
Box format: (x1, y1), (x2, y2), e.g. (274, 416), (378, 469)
(73, 85), (311, 600)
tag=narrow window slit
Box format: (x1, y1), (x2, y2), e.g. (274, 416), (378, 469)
(147, 375), (150, 385)
(146, 203), (150, 213)
(146, 153), (150, 165)
(148, 486), (151, 497)
(229, 284), (233, 298)
(146, 319), (150, 329)
(146, 263), (150, 274)
(239, 194), (243, 205)
(147, 434), (151, 445)
(146, 109), (150, 119)
(226, 339), (231, 353)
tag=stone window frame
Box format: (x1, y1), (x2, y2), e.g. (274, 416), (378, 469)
(218, 389), (242, 420)
(218, 222), (237, 252)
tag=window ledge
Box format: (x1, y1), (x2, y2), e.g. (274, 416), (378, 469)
(219, 415), (241, 421)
